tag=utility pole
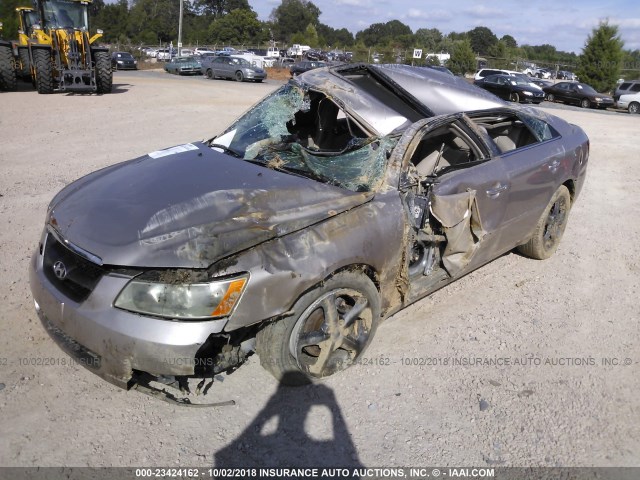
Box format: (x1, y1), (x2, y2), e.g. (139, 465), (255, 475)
(177, 0), (183, 57)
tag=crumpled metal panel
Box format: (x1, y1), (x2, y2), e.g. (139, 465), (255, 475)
(430, 189), (486, 275)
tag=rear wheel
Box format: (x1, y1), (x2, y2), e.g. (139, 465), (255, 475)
(33, 49), (54, 94)
(517, 185), (571, 260)
(580, 98), (591, 108)
(628, 102), (640, 114)
(256, 271), (380, 385)
(509, 92), (520, 103)
(18, 47), (31, 79)
(0, 44), (17, 91)
(94, 51), (112, 94)
(235, 70), (244, 82)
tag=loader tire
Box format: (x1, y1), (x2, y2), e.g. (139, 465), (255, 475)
(0, 45), (17, 91)
(94, 51), (112, 94)
(18, 47), (31, 78)
(33, 49), (54, 94)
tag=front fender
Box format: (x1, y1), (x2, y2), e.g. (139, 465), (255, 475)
(213, 190), (407, 331)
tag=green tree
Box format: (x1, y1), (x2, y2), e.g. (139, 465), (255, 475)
(317, 24), (353, 47)
(501, 34), (517, 49)
(207, 8), (266, 44)
(355, 20), (412, 47)
(128, 0), (181, 43)
(577, 20), (624, 92)
(467, 26), (498, 55)
(93, 0), (129, 42)
(270, 0), (321, 43)
(304, 23), (318, 47)
(447, 39), (476, 75)
(0, 0), (24, 39)
(415, 28), (443, 52)
(195, 0), (250, 17)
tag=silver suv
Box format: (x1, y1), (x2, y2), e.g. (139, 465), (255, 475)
(614, 80), (640, 101)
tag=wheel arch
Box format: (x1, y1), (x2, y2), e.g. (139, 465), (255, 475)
(562, 179), (576, 204)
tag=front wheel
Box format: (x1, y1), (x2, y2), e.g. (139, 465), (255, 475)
(256, 272), (380, 385)
(235, 70), (244, 82)
(509, 92), (520, 103)
(206, 69), (213, 79)
(33, 49), (54, 94)
(580, 98), (591, 108)
(517, 185), (571, 260)
(628, 102), (640, 114)
(546, 93), (555, 102)
(94, 51), (112, 94)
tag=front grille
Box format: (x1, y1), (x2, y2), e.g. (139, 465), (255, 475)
(43, 233), (105, 303)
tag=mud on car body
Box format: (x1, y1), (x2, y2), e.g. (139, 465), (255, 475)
(29, 64), (589, 402)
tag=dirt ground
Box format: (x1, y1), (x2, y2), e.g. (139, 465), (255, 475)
(0, 71), (638, 468)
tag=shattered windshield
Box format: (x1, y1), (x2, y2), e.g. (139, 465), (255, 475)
(210, 83), (398, 192)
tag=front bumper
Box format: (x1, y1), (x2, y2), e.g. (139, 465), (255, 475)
(29, 241), (229, 390)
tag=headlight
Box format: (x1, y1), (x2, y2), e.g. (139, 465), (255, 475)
(594, 97), (603, 101)
(117, 60), (123, 64)
(523, 91), (533, 96)
(114, 274), (249, 320)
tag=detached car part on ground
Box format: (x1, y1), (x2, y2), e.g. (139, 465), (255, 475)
(29, 64), (589, 403)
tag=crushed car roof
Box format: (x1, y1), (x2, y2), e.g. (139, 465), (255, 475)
(297, 63), (506, 136)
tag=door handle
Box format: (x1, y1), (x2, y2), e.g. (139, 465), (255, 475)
(486, 183), (509, 198)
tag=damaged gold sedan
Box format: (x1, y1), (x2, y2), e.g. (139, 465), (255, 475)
(29, 64), (589, 404)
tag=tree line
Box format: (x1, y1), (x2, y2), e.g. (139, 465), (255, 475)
(1, 0), (638, 91)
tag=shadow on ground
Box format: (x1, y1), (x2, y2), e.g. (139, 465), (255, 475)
(215, 372), (363, 471)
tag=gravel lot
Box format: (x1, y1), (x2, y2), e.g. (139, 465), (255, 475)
(0, 71), (638, 468)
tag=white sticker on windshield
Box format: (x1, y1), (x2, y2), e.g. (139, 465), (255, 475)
(148, 143), (199, 159)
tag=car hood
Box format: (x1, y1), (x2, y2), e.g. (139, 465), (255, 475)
(48, 142), (371, 269)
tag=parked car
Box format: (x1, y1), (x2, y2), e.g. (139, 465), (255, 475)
(290, 61), (326, 76)
(532, 68), (551, 79)
(530, 78), (554, 89)
(163, 56), (202, 75)
(474, 68), (511, 81)
(193, 47), (215, 56)
(474, 74), (545, 104)
(616, 92), (640, 114)
(202, 55), (266, 82)
(29, 64), (588, 403)
(556, 71), (577, 81)
(543, 81), (614, 109)
(111, 52), (137, 71)
(613, 79), (640, 101)
(156, 48), (175, 61)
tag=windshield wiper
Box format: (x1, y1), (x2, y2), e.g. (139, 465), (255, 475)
(209, 143), (242, 158)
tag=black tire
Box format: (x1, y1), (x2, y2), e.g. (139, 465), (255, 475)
(33, 49), (54, 94)
(18, 47), (31, 78)
(628, 102), (640, 114)
(206, 68), (213, 79)
(546, 93), (555, 102)
(94, 51), (112, 94)
(0, 45), (17, 91)
(580, 98), (590, 109)
(517, 185), (571, 260)
(255, 79), (263, 83)
(256, 271), (380, 386)
(509, 92), (520, 103)
(235, 70), (244, 82)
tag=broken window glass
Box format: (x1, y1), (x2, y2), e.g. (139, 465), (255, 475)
(210, 83), (397, 192)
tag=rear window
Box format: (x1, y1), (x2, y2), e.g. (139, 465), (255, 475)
(619, 82), (631, 90)
(631, 83), (640, 92)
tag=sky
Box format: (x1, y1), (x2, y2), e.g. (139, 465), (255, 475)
(249, 0), (640, 54)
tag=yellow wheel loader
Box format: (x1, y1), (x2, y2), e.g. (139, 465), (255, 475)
(0, 22), (18, 91)
(17, 0), (112, 94)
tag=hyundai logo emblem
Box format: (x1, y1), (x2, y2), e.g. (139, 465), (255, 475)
(53, 261), (67, 280)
